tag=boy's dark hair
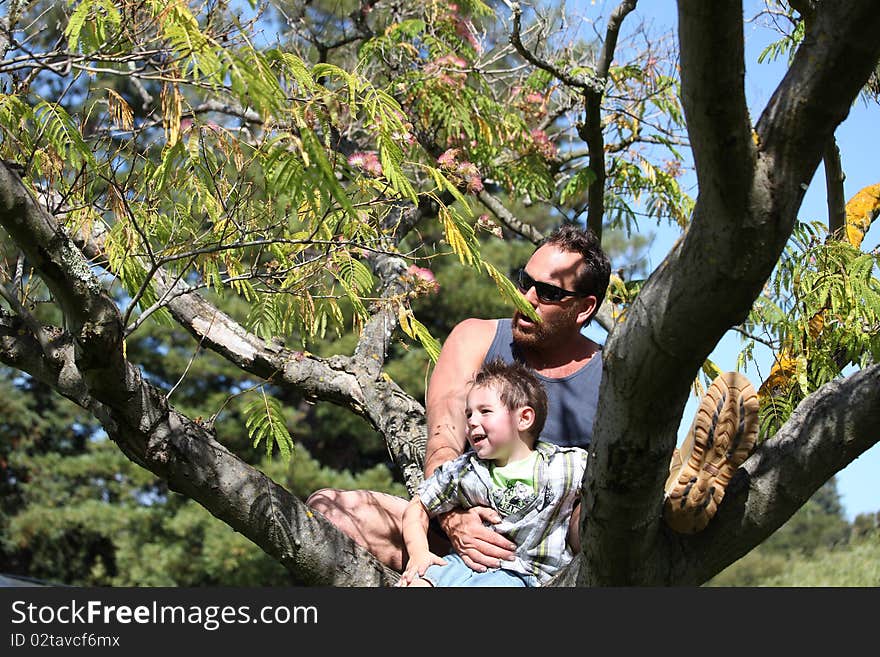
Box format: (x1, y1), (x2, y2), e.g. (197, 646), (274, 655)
(541, 224), (611, 322)
(472, 358), (548, 442)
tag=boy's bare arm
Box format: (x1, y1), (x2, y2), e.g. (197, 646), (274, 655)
(398, 497), (446, 586)
(401, 496), (431, 560)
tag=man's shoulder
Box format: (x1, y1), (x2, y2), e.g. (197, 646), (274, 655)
(449, 317), (500, 339)
(438, 318), (500, 361)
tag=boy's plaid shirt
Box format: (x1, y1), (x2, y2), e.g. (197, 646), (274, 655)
(417, 441), (588, 585)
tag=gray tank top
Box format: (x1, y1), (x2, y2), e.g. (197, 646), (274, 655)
(483, 319), (601, 449)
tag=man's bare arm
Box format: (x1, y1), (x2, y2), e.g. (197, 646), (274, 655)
(424, 318), (495, 476)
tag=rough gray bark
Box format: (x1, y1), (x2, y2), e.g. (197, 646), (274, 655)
(71, 205), (429, 498)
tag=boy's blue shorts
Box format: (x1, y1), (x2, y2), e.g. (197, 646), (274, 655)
(421, 552), (538, 587)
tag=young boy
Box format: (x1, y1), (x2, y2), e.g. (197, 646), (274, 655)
(397, 358), (588, 587)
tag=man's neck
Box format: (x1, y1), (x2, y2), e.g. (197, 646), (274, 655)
(518, 334), (599, 377)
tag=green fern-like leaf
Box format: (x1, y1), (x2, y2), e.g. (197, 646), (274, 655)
(65, 0), (121, 53)
(398, 306), (441, 363)
(158, 1), (224, 83)
(33, 101), (95, 169)
(225, 48), (284, 116)
(332, 254), (375, 294)
(244, 390), (294, 461)
(149, 140), (188, 194)
(296, 117), (358, 221)
(426, 166), (470, 209)
(64, 1), (92, 51)
(272, 51), (317, 94)
(0, 95), (34, 158)
(483, 261), (539, 323)
(439, 205), (479, 266)
(378, 133), (417, 203)
(560, 168), (597, 205)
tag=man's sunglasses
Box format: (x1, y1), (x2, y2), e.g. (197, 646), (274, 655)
(513, 268), (587, 303)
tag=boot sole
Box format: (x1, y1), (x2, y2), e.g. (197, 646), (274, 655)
(664, 372), (759, 534)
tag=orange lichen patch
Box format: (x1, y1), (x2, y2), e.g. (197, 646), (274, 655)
(807, 312), (825, 337)
(758, 307), (829, 400)
(844, 183), (880, 248)
(759, 355), (796, 399)
(758, 182), (879, 402)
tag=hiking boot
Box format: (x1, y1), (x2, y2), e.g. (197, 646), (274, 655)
(664, 372), (759, 534)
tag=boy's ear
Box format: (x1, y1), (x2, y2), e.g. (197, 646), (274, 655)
(517, 406), (536, 432)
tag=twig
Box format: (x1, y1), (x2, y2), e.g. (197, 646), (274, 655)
(504, 1), (605, 93)
(477, 190), (544, 244)
(166, 311), (216, 401)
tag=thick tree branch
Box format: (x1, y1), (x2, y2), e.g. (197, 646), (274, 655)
(129, 247), (429, 494)
(351, 253), (407, 376)
(0, 309), (397, 585)
(581, 0), (638, 237)
(676, 0), (754, 225)
(666, 364), (880, 585)
(67, 183), (429, 495)
(0, 166), (125, 387)
(153, 264), (428, 494)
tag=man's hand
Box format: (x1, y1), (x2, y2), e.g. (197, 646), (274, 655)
(438, 507), (517, 571)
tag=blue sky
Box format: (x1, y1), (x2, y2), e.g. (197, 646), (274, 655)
(581, 0), (879, 520)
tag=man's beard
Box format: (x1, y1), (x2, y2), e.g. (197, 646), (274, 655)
(511, 307), (579, 350)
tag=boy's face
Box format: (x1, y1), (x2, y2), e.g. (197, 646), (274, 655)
(464, 384), (531, 463)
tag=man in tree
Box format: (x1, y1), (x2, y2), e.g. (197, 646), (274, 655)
(308, 224), (760, 573)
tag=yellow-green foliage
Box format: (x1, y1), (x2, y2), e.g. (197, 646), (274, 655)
(742, 221), (880, 436)
(0, 0), (559, 394)
(243, 388), (294, 462)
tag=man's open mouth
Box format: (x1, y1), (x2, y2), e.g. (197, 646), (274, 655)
(514, 311), (536, 326)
